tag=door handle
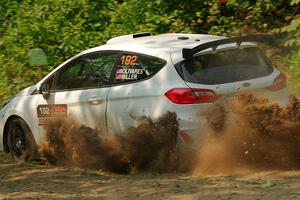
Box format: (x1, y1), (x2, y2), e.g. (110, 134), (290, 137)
(88, 97), (104, 105)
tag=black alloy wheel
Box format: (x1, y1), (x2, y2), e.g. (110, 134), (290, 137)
(7, 118), (37, 161)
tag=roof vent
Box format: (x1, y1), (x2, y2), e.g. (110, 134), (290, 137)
(133, 32), (151, 38)
(107, 32), (151, 44)
(177, 36), (189, 40)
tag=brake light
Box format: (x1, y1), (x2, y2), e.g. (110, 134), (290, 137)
(267, 73), (287, 91)
(165, 88), (218, 104)
(179, 132), (193, 144)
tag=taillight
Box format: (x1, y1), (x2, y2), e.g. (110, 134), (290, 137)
(267, 73), (287, 91)
(179, 132), (194, 144)
(165, 88), (218, 104)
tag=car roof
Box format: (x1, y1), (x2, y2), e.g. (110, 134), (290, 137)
(39, 33), (258, 84)
(85, 33), (225, 54)
(83, 33), (257, 58)
(106, 33), (226, 50)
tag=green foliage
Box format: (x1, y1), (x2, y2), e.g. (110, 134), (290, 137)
(104, 0), (293, 36)
(281, 18), (300, 47)
(279, 0), (300, 90)
(0, 0), (299, 100)
(291, 0), (300, 5)
(0, 0), (113, 100)
(280, 0), (300, 47)
(289, 50), (300, 75)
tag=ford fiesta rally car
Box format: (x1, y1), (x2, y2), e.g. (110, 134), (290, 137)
(0, 33), (288, 160)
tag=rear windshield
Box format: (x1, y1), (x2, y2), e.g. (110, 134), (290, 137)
(179, 47), (274, 85)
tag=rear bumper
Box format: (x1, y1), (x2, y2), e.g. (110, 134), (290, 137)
(176, 116), (206, 149)
(175, 87), (290, 149)
(256, 88), (289, 105)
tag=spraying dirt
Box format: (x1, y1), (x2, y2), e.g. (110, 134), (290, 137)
(193, 93), (300, 175)
(39, 93), (300, 175)
(39, 112), (183, 174)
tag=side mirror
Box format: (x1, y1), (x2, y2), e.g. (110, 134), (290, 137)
(39, 82), (50, 99)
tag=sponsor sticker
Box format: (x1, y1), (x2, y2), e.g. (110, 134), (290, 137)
(37, 104), (67, 125)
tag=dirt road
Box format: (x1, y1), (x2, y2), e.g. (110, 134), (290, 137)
(1, 93), (300, 199)
(1, 152), (300, 200)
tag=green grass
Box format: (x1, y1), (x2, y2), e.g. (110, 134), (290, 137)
(261, 179), (276, 188)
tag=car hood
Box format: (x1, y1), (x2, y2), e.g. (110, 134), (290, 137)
(15, 85), (37, 97)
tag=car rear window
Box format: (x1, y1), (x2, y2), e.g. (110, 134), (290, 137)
(179, 47), (274, 85)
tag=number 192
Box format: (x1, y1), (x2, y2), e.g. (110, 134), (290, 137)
(121, 55), (137, 65)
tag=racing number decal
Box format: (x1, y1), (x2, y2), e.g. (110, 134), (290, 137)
(37, 105), (51, 118)
(116, 55), (144, 80)
(120, 55), (137, 65)
(37, 104), (67, 118)
(37, 104), (67, 125)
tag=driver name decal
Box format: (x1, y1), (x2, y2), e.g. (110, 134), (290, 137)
(116, 68), (144, 80)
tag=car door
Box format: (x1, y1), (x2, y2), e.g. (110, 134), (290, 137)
(106, 52), (167, 134)
(36, 52), (118, 138)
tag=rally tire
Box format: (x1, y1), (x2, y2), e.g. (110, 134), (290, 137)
(7, 118), (38, 161)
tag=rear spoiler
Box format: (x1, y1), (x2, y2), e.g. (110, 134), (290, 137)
(182, 34), (275, 59)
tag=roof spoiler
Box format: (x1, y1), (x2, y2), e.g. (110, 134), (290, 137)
(182, 34), (275, 59)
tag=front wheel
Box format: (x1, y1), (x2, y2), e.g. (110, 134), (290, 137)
(7, 118), (38, 161)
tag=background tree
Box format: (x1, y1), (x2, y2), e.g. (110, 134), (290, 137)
(0, 0), (299, 101)
(279, 0), (300, 89)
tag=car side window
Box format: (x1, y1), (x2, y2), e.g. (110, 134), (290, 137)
(114, 53), (165, 83)
(55, 53), (117, 90)
(44, 75), (55, 91)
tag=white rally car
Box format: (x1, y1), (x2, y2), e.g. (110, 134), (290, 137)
(0, 33), (288, 160)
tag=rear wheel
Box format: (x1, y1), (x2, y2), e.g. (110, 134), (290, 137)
(7, 118), (38, 161)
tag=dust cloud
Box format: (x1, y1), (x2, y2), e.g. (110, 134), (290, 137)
(39, 112), (184, 174)
(39, 93), (300, 175)
(193, 93), (300, 175)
